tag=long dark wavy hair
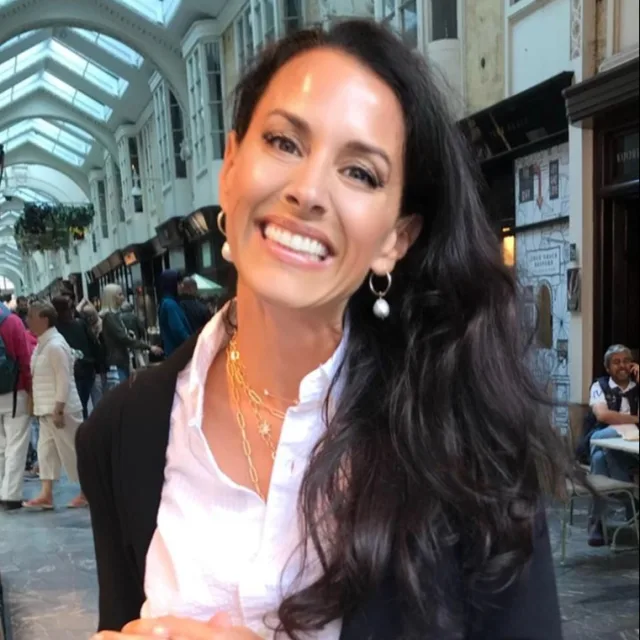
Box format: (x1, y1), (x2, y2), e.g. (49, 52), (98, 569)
(229, 19), (567, 640)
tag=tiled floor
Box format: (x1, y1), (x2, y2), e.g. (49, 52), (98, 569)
(1, 480), (638, 640)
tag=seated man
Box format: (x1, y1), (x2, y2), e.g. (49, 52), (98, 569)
(586, 344), (639, 546)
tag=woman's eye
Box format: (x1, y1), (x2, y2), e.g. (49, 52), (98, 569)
(344, 166), (381, 189)
(263, 133), (300, 156)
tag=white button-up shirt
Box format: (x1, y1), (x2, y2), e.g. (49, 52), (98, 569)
(142, 309), (344, 640)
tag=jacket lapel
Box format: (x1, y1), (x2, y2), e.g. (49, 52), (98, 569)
(115, 334), (200, 584)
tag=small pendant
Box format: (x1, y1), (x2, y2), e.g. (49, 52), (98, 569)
(229, 348), (240, 362)
(258, 421), (271, 437)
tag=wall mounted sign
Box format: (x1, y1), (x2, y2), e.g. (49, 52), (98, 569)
(527, 247), (561, 277)
(123, 250), (138, 267)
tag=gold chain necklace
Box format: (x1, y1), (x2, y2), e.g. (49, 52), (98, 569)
(226, 333), (295, 500)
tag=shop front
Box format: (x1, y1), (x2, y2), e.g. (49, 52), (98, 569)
(156, 216), (193, 274)
(565, 57), (639, 375)
(460, 71), (575, 430)
(182, 205), (232, 290)
(122, 239), (166, 332)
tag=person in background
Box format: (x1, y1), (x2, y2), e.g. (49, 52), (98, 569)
(584, 344), (639, 546)
(82, 306), (107, 410)
(120, 301), (145, 340)
(0, 299), (34, 511)
(23, 301), (86, 510)
(51, 295), (100, 420)
(121, 301), (148, 371)
(158, 269), (192, 357)
(100, 284), (160, 382)
(15, 296), (29, 328)
(179, 276), (212, 333)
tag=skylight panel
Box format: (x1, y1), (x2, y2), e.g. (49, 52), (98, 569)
(15, 187), (55, 203)
(41, 71), (113, 121)
(49, 39), (128, 97)
(50, 120), (94, 143)
(3, 132), (30, 151)
(114, 0), (163, 24)
(71, 29), (144, 68)
(32, 118), (93, 155)
(0, 31), (38, 52)
(0, 121), (30, 143)
(52, 145), (84, 166)
(2, 73), (40, 104)
(1, 119), (92, 164)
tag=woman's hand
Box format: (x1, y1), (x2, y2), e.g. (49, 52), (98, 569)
(91, 614), (263, 640)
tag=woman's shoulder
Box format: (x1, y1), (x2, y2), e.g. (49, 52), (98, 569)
(78, 336), (200, 451)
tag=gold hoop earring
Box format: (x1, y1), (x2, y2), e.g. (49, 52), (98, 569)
(216, 210), (233, 263)
(369, 272), (391, 319)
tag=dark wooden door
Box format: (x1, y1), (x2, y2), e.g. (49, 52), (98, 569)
(593, 196), (639, 376)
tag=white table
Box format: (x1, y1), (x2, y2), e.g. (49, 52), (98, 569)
(595, 438), (640, 456)
(593, 437), (639, 550)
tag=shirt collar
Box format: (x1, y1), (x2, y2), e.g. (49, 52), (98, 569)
(183, 304), (348, 428)
(609, 377), (637, 393)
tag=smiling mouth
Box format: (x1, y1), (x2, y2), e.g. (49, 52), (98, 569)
(261, 222), (331, 261)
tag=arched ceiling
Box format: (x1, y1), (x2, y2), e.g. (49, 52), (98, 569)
(0, 0), (231, 288)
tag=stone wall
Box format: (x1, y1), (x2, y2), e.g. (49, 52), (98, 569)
(463, 0), (505, 114)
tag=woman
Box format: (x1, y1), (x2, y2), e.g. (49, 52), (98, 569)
(51, 295), (100, 419)
(24, 300), (86, 509)
(80, 20), (566, 640)
(158, 269), (193, 357)
(81, 305), (107, 411)
(99, 284), (159, 382)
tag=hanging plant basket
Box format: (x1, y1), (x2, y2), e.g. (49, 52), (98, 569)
(14, 202), (95, 253)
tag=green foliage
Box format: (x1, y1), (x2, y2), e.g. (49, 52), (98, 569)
(14, 202), (95, 252)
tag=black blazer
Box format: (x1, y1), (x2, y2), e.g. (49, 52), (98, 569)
(76, 335), (563, 639)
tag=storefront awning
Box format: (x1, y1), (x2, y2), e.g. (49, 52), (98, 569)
(459, 72), (574, 166)
(156, 216), (185, 250)
(182, 205), (221, 242)
(564, 57), (639, 126)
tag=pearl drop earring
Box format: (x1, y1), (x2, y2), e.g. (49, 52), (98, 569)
(217, 210), (233, 263)
(369, 272), (392, 319)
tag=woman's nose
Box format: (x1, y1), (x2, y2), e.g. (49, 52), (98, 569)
(282, 159), (330, 217)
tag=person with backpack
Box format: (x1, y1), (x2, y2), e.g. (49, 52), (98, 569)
(0, 299), (35, 511)
(580, 344), (639, 546)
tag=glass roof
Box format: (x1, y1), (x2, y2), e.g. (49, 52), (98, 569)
(113, 0), (181, 25)
(0, 38), (128, 97)
(0, 31), (37, 53)
(72, 29), (144, 68)
(12, 187), (57, 203)
(0, 71), (113, 121)
(0, 118), (94, 166)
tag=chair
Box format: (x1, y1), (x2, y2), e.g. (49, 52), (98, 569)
(559, 403), (639, 563)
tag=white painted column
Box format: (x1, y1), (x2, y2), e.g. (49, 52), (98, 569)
(567, 0), (597, 402)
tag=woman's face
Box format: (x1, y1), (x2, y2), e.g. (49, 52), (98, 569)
(220, 48), (420, 313)
(115, 288), (125, 308)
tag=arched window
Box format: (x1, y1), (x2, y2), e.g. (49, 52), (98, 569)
(536, 283), (553, 349)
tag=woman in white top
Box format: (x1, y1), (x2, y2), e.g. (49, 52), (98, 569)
(84, 19), (566, 640)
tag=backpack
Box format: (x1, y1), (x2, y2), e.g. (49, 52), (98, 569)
(0, 305), (20, 413)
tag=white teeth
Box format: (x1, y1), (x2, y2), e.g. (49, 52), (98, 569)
(264, 223), (329, 260)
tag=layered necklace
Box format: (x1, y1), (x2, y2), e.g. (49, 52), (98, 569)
(226, 332), (299, 500)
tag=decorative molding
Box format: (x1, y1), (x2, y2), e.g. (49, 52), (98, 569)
(599, 45), (640, 72)
(181, 20), (221, 57)
(570, 0), (582, 60)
